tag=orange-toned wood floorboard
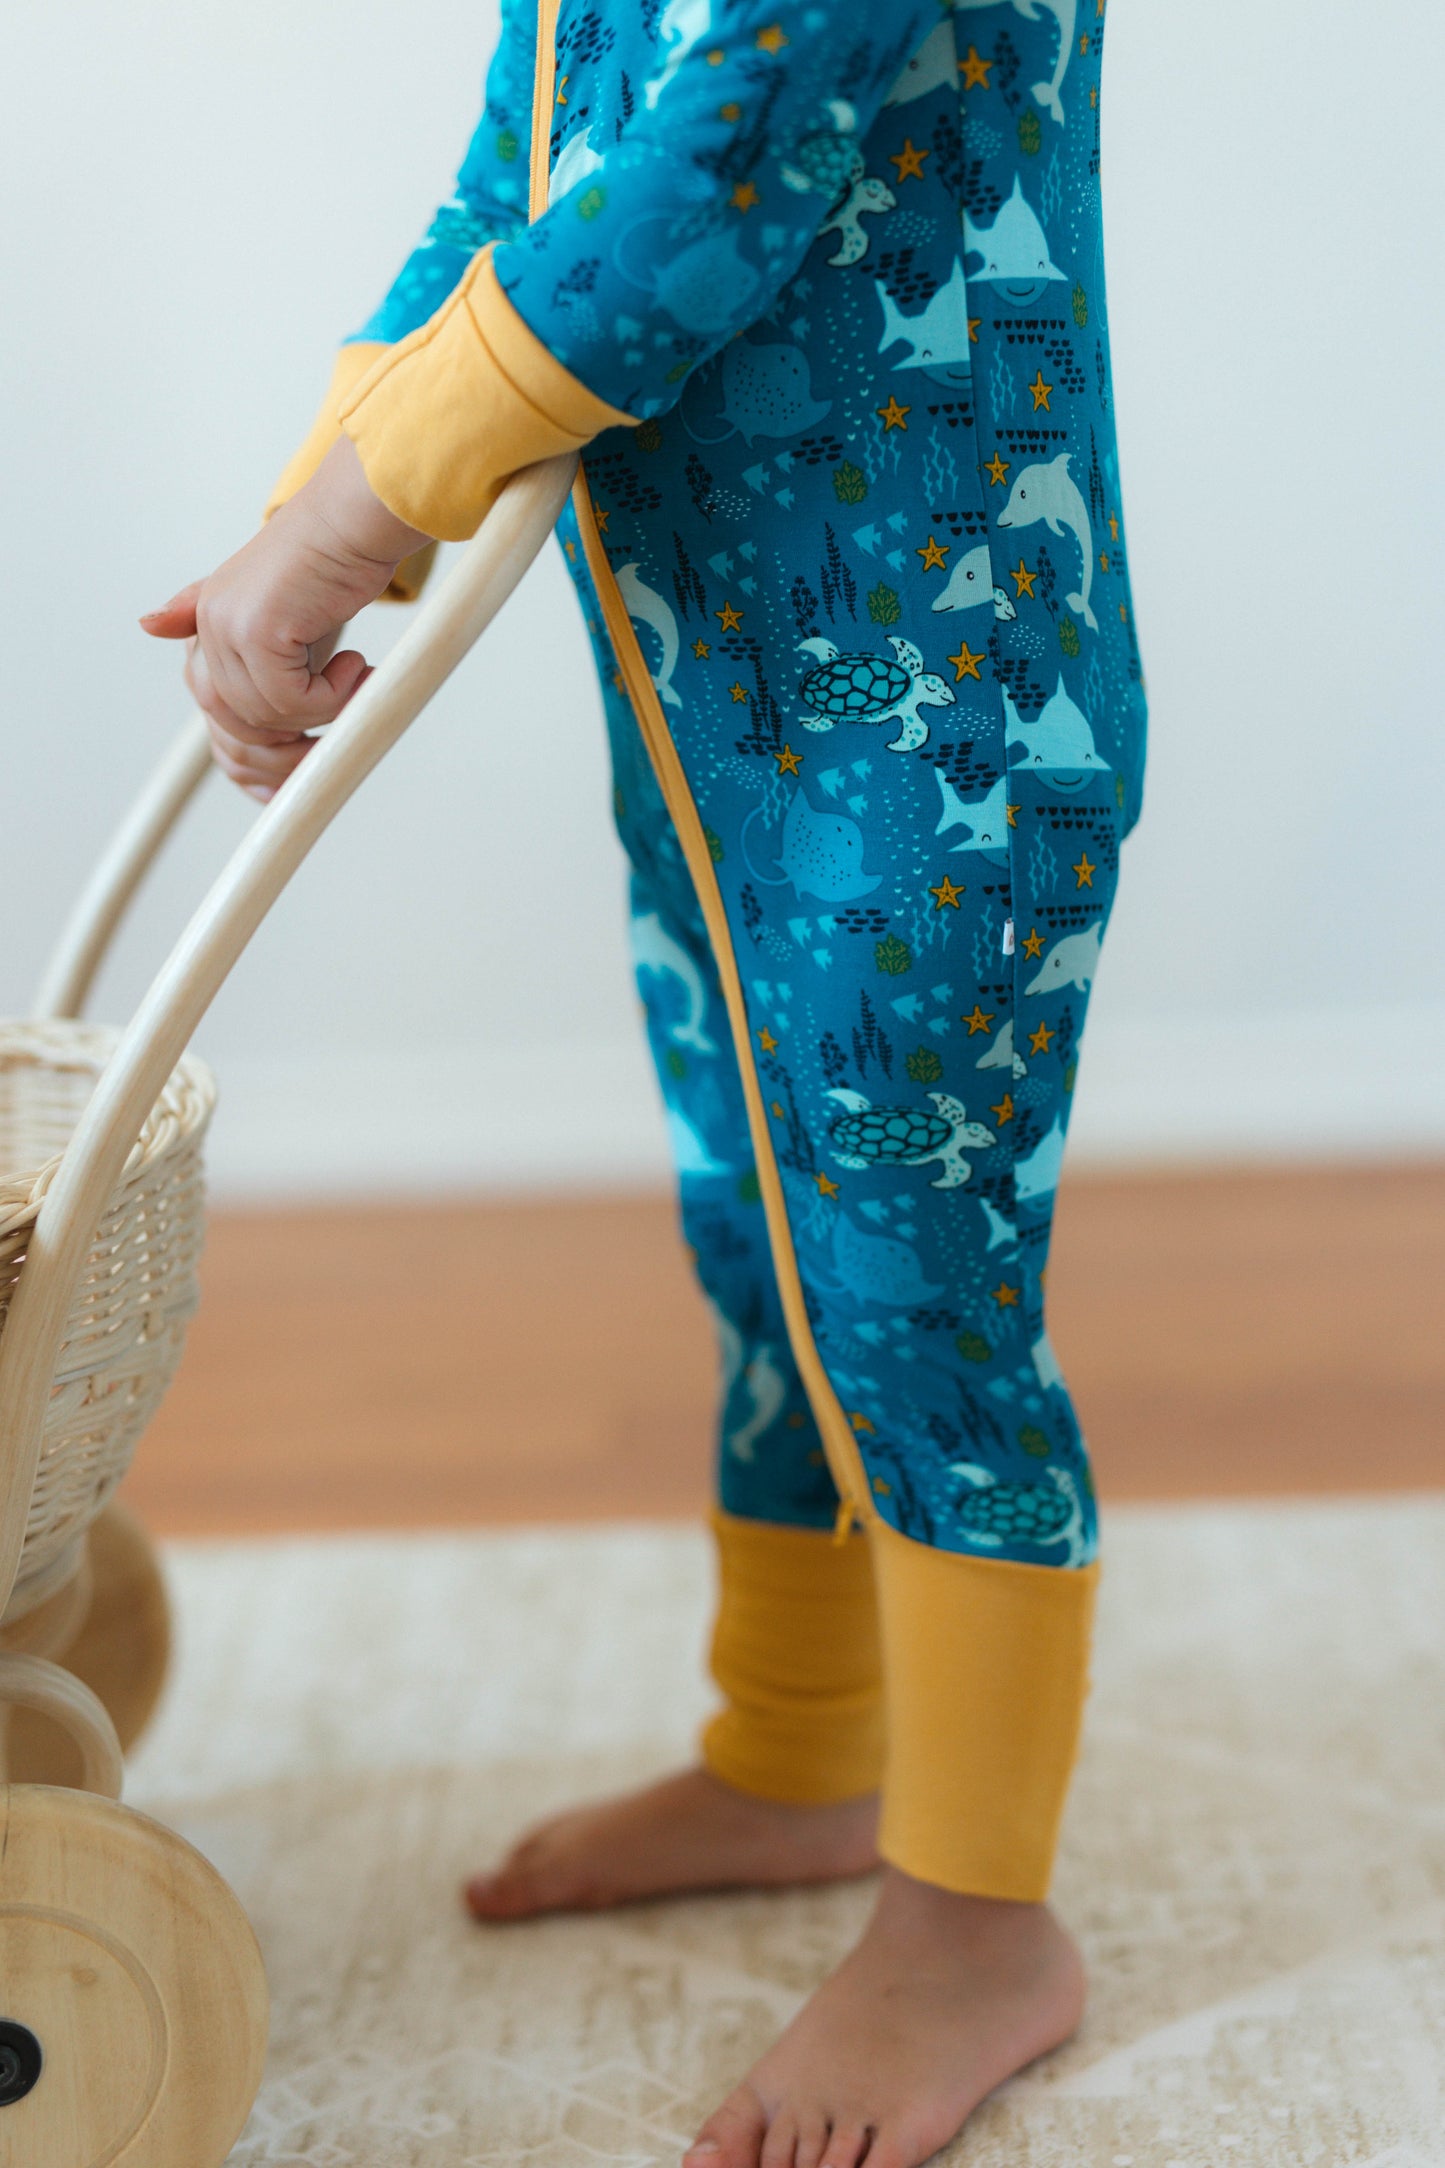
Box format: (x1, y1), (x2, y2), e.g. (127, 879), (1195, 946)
(130, 1162), (1445, 1535)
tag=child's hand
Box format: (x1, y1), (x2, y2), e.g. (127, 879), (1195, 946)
(141, 438), (432, 800)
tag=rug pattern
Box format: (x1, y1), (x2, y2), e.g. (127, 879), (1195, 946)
(126, 1501), (1445, 2166)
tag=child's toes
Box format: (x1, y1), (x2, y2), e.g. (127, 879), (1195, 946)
(854, 2134), (910, 2168)
(464, 1825), (564, 1917)
(817, 2121), (872, 2168)
(463, 1869), (521, 1918)
(464, 1856), (551, 1919)
(793, 2114), (830, 2168)
(760, 2107), (800, 2168)
(685, 2084), (769, 2168)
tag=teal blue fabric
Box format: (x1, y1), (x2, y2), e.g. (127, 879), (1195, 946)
(351, 1), (1147, 1566)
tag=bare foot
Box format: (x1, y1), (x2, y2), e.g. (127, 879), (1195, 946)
(685, 1867), (1086, 2168)
(465, 1766), (879, 1919)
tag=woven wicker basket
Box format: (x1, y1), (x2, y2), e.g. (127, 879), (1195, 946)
(0, 1020), (214, 1608)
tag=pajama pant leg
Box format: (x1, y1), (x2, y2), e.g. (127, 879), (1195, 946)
(571, 551), (888, 1802)
(555, 6), (1145, 1899)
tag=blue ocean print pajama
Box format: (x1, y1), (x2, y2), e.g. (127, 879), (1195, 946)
(351, 0), (1147, 1570)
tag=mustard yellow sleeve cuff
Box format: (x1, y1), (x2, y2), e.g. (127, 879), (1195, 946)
(701, 1510), (885, 1807)
(265, 344), (387, 517)
(872, 1523), (1100, 1902)
(265, 344), (438, 603)
(337, 244), (636, 543)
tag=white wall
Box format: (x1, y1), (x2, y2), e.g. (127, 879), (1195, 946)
(3, 0), (1441, 1199)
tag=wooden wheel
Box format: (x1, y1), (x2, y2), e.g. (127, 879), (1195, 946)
(0, 1784), (267, 2165)
(4, 1503), (171, 1786)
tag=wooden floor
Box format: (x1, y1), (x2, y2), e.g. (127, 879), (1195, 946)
(130, 1162), (1445, 1534)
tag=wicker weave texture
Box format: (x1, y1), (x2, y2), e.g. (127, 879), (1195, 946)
(0, 1021), (215, 1602)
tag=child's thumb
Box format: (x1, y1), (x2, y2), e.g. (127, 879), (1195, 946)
(139, 582), (202, 639)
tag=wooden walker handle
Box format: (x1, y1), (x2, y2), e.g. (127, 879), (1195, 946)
(0, 453), (579, 1620)
(30, 717), (215, 1025)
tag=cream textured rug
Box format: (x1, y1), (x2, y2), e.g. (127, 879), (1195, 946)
(126, 1498), (1445, 2167)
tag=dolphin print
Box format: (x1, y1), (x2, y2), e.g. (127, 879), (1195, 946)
(1023, 920), (1103, 997)
(643, 0), (712, 109)
(616, 561), (682, 709)
(996, 452), (1098, 631)
(711, 1302), (745, 1403)
(975, 1016), (1028, 1077)
(548, 124), (603, 205)
(954, 0), (1077, 125)
(631, 909), (719, 1054)
(1015, 1115), (1066, 1205)
(931, 541), (1017, 621)
(1017, 0), (1076, 125)
(725, 1345), (788, 1461)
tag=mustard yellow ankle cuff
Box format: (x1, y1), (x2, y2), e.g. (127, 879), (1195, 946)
(871, 1520), (1099, 1901)
(701, 1509), (885, 1807)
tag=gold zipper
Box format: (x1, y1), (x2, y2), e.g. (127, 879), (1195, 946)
(529, 0), (561, 220)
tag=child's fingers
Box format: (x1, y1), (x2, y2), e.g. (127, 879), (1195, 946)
(211, 639), (368, 735)
(210, 717), (313, 780)
(209, 738), (281, 800)
(192, 649), (371, 797)
(187, 649), (312, 791)
(195, 675), (314, 777)
(139, 583), (203, 640)
(204, 713), (313, 794)
(319, 648), (370, 707)
(185, 642), (308, 747)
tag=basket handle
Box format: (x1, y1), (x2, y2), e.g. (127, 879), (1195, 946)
(0, 452), (578, 1616)
(30, 714), (215, 1022)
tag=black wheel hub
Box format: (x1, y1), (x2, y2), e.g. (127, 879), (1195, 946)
(0, 2020), (42, 2105)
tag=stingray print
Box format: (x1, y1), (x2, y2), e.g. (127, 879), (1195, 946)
(610, 218), (763, 336)
(683, 335), (831, 447)
(741, 788), (882, 903)
(822, 1214), (944, 1307)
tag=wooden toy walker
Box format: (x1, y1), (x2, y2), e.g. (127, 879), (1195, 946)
(0, 454), (578, 2165)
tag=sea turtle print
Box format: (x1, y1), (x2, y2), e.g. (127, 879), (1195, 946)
(346, 0), (1146, 1567)
(826, 1089), (996, 1191)
(950, 1464), (1090, 1567)
(796, 635), (955, 754)
(779, 111), (897, 267)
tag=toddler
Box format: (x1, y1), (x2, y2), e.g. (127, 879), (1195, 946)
(144, 4), (1147, 2161)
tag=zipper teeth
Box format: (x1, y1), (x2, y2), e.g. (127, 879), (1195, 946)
(528, 0), (560, 221)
